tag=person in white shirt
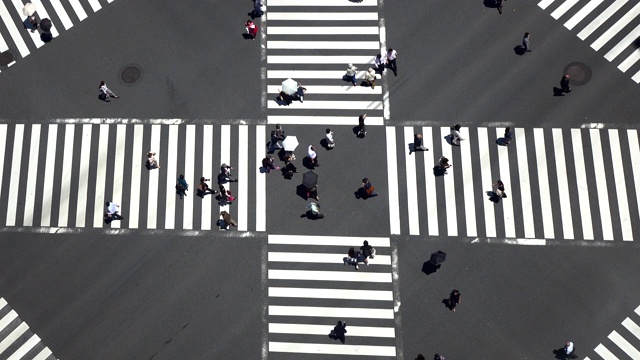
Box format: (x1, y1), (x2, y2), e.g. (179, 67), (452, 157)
(364, 68), (376, 89)
(564, 341), (574, 356)
(325, 129), (335, 149)
(345, 63), (358, 86)
(99, 81), (119, 101)
(307, 145), (319, 167)
(385, 48), (398, 76)
(450, 124), (464, 145)
(374, 54), (385, 76)
(105, 201), (124, 221)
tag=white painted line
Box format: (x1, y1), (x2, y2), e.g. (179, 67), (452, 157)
(533, 129), (554, 239)
(267, 116), (384, 126)
(10, 0), (43, 48)
(237, 125), (249, 231)
(633, 69), (640, 83)
(58, 125), (74, 227)
(267, 100), (383, 110)
(0, 321), (28, 355)
(460, 127), (476, 237)
(219, 125), (231, 215)
(267, 85), (382, 95)
(552, 129), (574, 239)
(268, 41), (380, 50)
(590, 129), (614, 240)
(30, 0), (60, 36)
(75, 124), (93, 227)
(578, 0), (627, 40)
(165, 125), (178, 229)
(0, 298), (6, 309)
(608, 130), (632, 240)
(0, 126), (6, 223)
(0, 29), (8, 52)
(67, 0), (87, 21)
(40, 125), (57, 227)
(380, 19), (389, 122)
(537, 0), (555, 10)
(49, 0), (73, 30)
(92, 124), (109, 228)
(622, 317), (640, 341)
(87, 0), (101, 12)
(268, 26), (379, 35)
(269, 0), (379, 5)
(441, 127), (457, 237)
(595, 343), (620, 360)
(269, 342), (396, 356)
(268, 252), (392, 265)
(268, 55), (376, 64)
(32, 347), (53, 360)
(609, 330), (640, 358)
(636, 304), (640, 316)
(269, 305), (394, 319)
(551, 0), (580, 19)
(618, 48), (640, 72)
(386, 127), (401, 235)
(7, 333), (40, 360)
(255, 125), (266, 231)
(269, 323), (395, 338)
(496, 128), (515, 238)
(0, 1), (29, 57)
(516, 128), (535, 238)
(268, 234), (390, 246)
(571, 129), (594, 240)
(422, 127), (438, 236)
(183, 125), (195, 229)
(0, 309), (17, 331)
(592, 2), (640, 51)
(268, 269), (392, 283)
(111, 125), (126, 229)
(478, 128), (496, 237)
(268, 70), (381, 79)
(404, 127), (420, 235)
(202, 125), (213, 230)
(6, 124), (24, 226)
(605, 23), (640, 61)
(128, 125), (143, 229)
(267, 12), (379, 21)
(22, 125), (40, 226)
(146, 125), (161, 229)
(268, 287), (393, 301)
(565, 0), (604, 30)
(628, 131), (640, 237)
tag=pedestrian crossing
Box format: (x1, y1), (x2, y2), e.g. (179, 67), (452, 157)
(0, 297), (57, 360)
(0, 0), (113, 71)
(539, 0), (640, 83)
(0, 123), (267, 232)
(266, 0), (386, 126)
(387, 126), (640, 242)
(267, 234), (397, 358)
(585, 304), (640, 360)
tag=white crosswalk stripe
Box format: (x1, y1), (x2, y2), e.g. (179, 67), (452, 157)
(389, 126), (640, 241)
(540, 0), (640, 83)
(0, 0), (111, 73)
(0, 123), (268, 232)
(589, 305), (640, 359)
(0, 297), (57, 360)
(267, 234), (397, 358)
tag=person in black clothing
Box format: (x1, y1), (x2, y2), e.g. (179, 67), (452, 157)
(449, 290), (461, 312)
(329, 321), (347, 343)
(496, 0), (503, 14)
(198, 177), (218, 197)
(493, 180), (507, 200)
(561, 74), (572, 93)
(413, 133), (428, 152)
(360, 240), (376, 265)
(357, 114), (367, 138)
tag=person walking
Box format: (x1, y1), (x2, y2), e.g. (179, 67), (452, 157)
(105, 201), (124, 221)
(364, 68), (376, 89)
(218, 164), (237, 184)
(218, 184), (236, 204)
(23, 15), (38, 33)
(269, 130), (283, 152)
(439, 156), (451, 174)
(503, 127), (513, 145)
(564, 341), (575, 359)
(197, 176), (217, 197)
(307, 145), (319, 167)
(357, 114), (367, 138)
(413, 133), (428, 152)
(561, 74), (572, 94)
(360, 240), (376, 265)
(296, 83), (307, 102)
(375, 54), (385, 76)
(346, 63), (358, 86)
(450, 124), (464, 145)
(385, 48), (398, 76)
(219, 211), (238, 228)
(252, 0), (264, 17)
(99, 81), (119, 101)
(325, 128), (335, 149)
(346, 247), (362, 270)
(245, 19), (258, 40)
(262, 156), (280, 173)
(449, 289), (462, 312)
(523, 32), (531, 52)
(359, 178), (379, 198)
(307, 185), (319, 201)
(304, 202), (324, 219)
(434, 354), (445, 360)
(146, 151), (161, 169)
(329, 321), (347, 343)
(415, 355), (425, 360)
(493, 180), (507, 200)
(176, 174), (189, 199)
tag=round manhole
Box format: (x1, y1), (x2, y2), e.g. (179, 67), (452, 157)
(563, 62), (592, 86)
(0, 52), (13, 66)
(121, 66), (141, 83)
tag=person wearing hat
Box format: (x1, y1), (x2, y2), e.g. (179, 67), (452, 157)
(346, 63), (358, 86)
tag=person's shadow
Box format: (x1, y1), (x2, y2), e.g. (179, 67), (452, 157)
(441, 298), (452, 310)
(483, 0), (498, 8)
(552, 348), (578, 359)
(486, 191), (501, 203)
(496, 137), (508, 146)
(514, 45), (526, 56)
(302, 156), (316, 169)
(553, 87), (565, 96)
(433, 166), (446, 177)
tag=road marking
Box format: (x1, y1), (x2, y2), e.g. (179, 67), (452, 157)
(269, 342), (396, 356)
(237, 125), (249, 231)
(49, 0), (73, 30)
(617, 48), (640, 72)
(23, 125), (41, 226)
(165, 125), (178, 229)
(534, 128), (554, 239)
(256, 125), (266, 231)
(441, 127), (457, 236)
(269, 323), (395, 337)
(58, 125), (74, 227)
(0, 126), (6, 222)
(590, 129), (613, 240)
(0, 309), (17, 330)
(605, 23), (640, 61)
(632, 69), (640, 83)
(268, 287), (393, 301)
(202, 125), (213, 230)
(608, 130), (632, 240)
(609, 330), (640, 358)
(6, 124), (24, 226)
(268, 70), (382, 79)
(267, 116), (384, 125)
(268, 41), (380, 49)
(268, 234), (390, 246)
(268, 252), (392, 265)
(552, 129), (574, 239)
(269, 269), (392, 282)
(551, 0), (579, 19)
(386, 127), (401, 235)
(128, 125), (143, 229)
(147, 125), (161, 229)
(30, 0), (60, 36)
(7, 333), (40, 360)
(0, 0), (29, 57)
(622, 317), (640, 341)
(183, 125), (195, 229)
(404, 127), (420, 235)
(595, 344), (620, 359)
(564, 0), (604, 30)
(269, 305), (394, 319)
(88, 0), (101, 12)
(32, 348), (53, 360)
(75, 124), (93, 227)
(422, 127), (438, 236)
(269, 0), (379, 5)
(460, 127), (476, 237)
(267, 85), (382, 95)
(592, 2), (640, 51)
(268, 55), (376, 64)
(111, 125), (126, 229)
(67, 0), (88, 21)
(478, 128), (496, 237)
(496, 128), (515, 238)
(0, 322), (28, 355)
(578, 0), (627, 40)
(571, 129), (594, 239)
(268, 26), (379, 35)
(92, 124), (109, 227)
(537, 0), (555, 10)
(516, 128), (535, 238)
(267, 12), (379, 21)
(219, 125), (231, 215)
(10, 0), (43, 48)
(628, 131), (640, 236)
(267, 100), (383, 110)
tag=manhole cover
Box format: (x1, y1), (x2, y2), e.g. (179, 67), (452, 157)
(121, 66), (141, 83)
(563, 62), (592, 86)
(0, 52), (13, 66)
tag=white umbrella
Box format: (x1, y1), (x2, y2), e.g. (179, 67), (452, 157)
(22, 3), (36, 16)
(282, 136), (299, 151)
(281, 78), (298, 96)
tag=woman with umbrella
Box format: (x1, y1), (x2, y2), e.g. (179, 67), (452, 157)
(22, 3), (37, 33)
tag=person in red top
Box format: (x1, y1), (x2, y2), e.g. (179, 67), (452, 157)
(245, 20), (258, 40)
